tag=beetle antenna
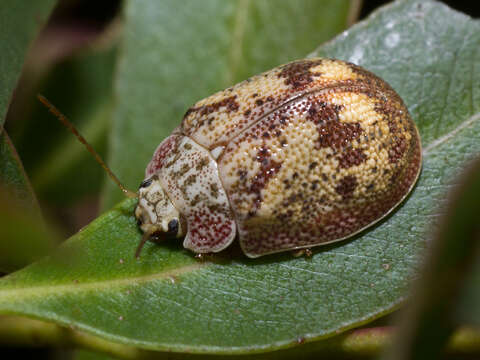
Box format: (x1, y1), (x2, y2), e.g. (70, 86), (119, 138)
(37, 95), (137, 199)
(135, 232), (150, 258)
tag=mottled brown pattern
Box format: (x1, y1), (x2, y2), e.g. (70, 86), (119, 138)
(335, 175), (358, 199)
(144, 135), (237, 254)
(184, 95), (239, 119)
(195, 157), (209, 171)
(180, 174), (197, 196)
(337, 148), (367, 168)
(306, 100), (362, 151)
(389, 136), (408, 163)
(209, 183), (219, 198)
(278, 59), (324, 89)
(154, 58), (424, 257)
(249, 146), (282, 215)
(373, 92), (411, 164)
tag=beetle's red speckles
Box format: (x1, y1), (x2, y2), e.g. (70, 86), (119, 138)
(255, 99), (264, 106)
(184, 95), (239, 119)
(146, 134), (181, 176)
(278, 59), (323, 89)
(186, 209), (235, 252)
(244, 109), (251, 116)
(337, 148), (367, 168)
(335, 175), (358, 200)
(306, 101), (362, 151)
(145, 136), (237, 254)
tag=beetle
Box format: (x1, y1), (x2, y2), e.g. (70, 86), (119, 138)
(40, 58), (422, 258)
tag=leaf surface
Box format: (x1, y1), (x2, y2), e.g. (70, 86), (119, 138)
(1, 0), (480, 355)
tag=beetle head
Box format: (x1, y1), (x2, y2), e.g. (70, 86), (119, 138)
(134, 175), (185, 257)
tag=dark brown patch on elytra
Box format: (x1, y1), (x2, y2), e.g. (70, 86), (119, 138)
(278, 59), (323, 89)
(184, 95), (239, 119)
(180, 174), (197, 196)
(389, 136), (408, 163)
(195, 157), (209, 171)
(175, 163), (190, 177)
(306, 100), (363, 151)
(249, 146), (282, 216)
(337, 148), (367, 168)
(210, 183), (219, 198)
(237, 169), (248, 181)
(335, 175), (357, 200)
(190, 193), (205, 207)
(374, 97), (411, 164)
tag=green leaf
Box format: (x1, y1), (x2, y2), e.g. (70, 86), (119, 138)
(103, 0), (354, 208)
(384, 158), (480, 360)
(0, 132), (40, 215)
(0, 0), (480, 356)
(0, 0), (57, 126)
(0, 0), (56, 272)
(0, 132), (55, 272)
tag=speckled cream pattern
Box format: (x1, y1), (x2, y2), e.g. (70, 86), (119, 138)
(144, 134), (236, 253)
(140, 58), (422, 257)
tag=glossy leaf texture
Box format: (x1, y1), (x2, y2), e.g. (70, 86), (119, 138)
(103, 0), (354, 208)
(0, 0), (479, 355)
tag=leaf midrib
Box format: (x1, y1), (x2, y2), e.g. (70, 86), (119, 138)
(423, 112), (480, 156)
(0, 263), (204, 301)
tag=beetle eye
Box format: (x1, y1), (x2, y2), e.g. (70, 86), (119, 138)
(167, 219), (179, 236)
(139, 178), (153, 189)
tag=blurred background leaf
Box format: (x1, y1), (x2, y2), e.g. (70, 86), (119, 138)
(384, 156), (480, 360)
(5, 1), (122, 238)
(0, 132), (55, 272)
(0, 0), (56, 127)
(0, 1), (57, 273)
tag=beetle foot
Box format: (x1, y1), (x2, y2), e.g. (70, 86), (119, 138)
(292, 248), (313, 258)
(194, 253), (214, 261)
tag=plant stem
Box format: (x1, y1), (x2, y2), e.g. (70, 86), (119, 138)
(0, 316), (479, 359)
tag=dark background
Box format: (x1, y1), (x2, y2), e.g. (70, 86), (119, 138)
(46, 0), (480, 39)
